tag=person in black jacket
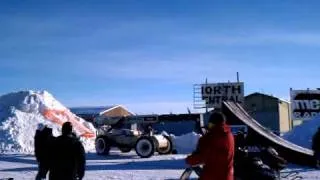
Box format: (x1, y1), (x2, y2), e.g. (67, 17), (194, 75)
(247, 157), (281, 180)
(35, 123), (54, 180)
(49, 122), (86, 180)
(235, 129), (247, 150)
(260, 146), (287, 179)
(312, 128), (320, 168)
(260, 146), (287, 171)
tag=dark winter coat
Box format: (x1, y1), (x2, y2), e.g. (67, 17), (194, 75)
(34, 127), (54, 167)
(260, 147), (287, 171)
(49, 134), (86, 180)
(234, 132), (246, 150)
(186, 123), (235, 180)
(245, 157), (280, 180)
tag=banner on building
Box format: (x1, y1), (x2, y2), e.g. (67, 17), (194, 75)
(290, 90), (320, 121)
(200, 82), (244, 109)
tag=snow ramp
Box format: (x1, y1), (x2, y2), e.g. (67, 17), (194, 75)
(222, 101), (314, 167)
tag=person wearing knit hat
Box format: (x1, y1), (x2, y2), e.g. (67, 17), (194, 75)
(186, 111), (234, 180)
(62, 121), (73, 135)
(207, 111), (227, 129)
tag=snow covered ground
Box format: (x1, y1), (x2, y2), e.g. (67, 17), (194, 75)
(0, 150), (319, 180)
(0, 150), (197, 180)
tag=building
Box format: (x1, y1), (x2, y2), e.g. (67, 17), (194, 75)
(244, 92), (292, 134)
(70, 105), (134, 122)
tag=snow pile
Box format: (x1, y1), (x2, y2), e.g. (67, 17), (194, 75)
(171, 132), (201, 154)
(283, 115), (320, 149)
(0, 90), (96, 153)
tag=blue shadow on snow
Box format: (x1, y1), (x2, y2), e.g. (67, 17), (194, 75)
(0, 154), (36, 165)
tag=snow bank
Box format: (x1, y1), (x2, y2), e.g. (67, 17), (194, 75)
(283, 115), (320, 149)
(171, 132), (201, 154)
(0, 90), (96, 154)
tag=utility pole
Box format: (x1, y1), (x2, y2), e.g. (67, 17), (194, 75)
(236, 72), (240, 82)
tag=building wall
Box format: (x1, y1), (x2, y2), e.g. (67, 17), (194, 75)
(245, 94), (279, 112)
(245, 94), (280, 133)
(278, 101), (291, 133)
(251, 111), (280, 132)
(101, 106), (133, 117)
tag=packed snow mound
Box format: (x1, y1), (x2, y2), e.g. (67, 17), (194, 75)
(0, 90), (65, 113)
(171, 132), (201, 154)
(283, 115), (320, 149)
(0, 90), (96, 153)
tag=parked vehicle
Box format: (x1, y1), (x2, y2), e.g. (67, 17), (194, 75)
(94, 116), (173, 158)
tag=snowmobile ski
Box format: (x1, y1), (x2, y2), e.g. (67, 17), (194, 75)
(179, 166), (202, 180)
(179, 167), (193, 180)
(281, 171), (302, 180)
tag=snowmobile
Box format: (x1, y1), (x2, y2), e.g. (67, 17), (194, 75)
(180, 130), (290, 180)
(234, 148), (282, 180)
(180, 147), (288, 180)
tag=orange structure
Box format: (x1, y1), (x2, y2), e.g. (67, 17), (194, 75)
(42, 109), (95, 138)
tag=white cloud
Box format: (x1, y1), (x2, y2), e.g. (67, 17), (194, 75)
(176, 31), (320, 46)
(73, 52), (246, 84)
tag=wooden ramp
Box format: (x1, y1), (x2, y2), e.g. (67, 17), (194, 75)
(222, 101), (314, 167)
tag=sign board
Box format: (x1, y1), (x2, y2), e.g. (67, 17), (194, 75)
(94, 115), (159, 126)
(290, 90), (320, 121)
(128, 115), (159, 124)
(201, 82), (244, 108)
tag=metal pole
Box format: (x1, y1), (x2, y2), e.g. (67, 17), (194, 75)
(289, 88), (293, 129)
(237, 72), (240, 82)
(205, 78), (208, 113)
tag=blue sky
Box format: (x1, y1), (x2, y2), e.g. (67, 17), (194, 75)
(1, 1), (320, 114)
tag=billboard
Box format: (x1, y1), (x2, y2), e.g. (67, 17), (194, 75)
(201, 82), (244, 109)
(290, 90), (320, 121)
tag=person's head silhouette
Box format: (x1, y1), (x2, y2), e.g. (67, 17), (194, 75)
(62, 122), (73, 135)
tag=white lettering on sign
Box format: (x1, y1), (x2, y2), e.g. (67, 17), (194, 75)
(201, 82), (244, 108)
(291, 90), (320, 121)
(292, 100), (320, 110)
(293, 112), (320, 119)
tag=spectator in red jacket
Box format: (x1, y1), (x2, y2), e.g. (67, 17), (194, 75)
(186, 111), (235, 180)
